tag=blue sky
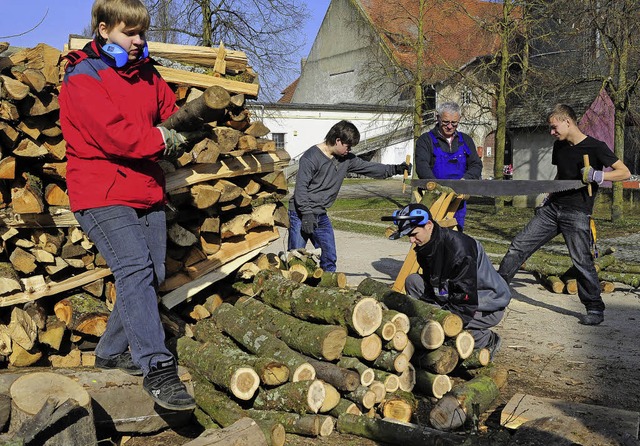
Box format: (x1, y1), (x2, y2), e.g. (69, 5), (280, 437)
(1, 0), (329, 60)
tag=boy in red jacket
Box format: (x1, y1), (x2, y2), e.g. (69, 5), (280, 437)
(60, 0), (196, 410)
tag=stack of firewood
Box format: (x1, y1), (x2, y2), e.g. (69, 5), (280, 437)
(174, 252), (506, 443)
(0, 38), (290, 369)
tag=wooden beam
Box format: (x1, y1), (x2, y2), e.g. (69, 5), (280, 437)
(155, 66), (259, 97)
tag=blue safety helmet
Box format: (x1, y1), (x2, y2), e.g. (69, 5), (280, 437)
(382, 204), (431, 240)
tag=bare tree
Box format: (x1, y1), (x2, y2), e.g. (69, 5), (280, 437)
(144, 0), (309, 101)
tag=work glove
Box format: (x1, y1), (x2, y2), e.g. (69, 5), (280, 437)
(581, 166), (604, 185)
(301, 213), (318, 236)
(157, 127), (205, 161)
(394, 162), (412, 176)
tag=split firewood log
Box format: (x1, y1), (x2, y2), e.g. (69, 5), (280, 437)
(53, 292), (110, 337)
(177, 336), (260, 401)
(8, 343), (42, 367)
(7, 307), (38, 351)
(358, 278), (463, 337)
(211, 303), (315, 382)
(11, 172), (45, 214)
(253, 270), (383, 337)
(0, 261), (22, 295)
(235, 296), (347, 361)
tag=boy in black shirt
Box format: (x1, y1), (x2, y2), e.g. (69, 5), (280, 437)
(498, 104), (630, 325)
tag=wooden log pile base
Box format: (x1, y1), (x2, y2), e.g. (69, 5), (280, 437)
(0, 39), (290, 375)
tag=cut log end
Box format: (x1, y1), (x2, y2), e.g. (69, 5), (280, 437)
(307, 380), (326, 414)
(292, 363), (316, 382)
(230, 367), (260, 400)
(429, 394), (466, 431)
(421, 319), (445, 350)
(321, 327), (348, 361)
(352, 297), (383, 337)
(441, 314), (463, 338)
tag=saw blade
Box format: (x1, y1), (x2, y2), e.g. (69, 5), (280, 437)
(406, 179), (586, 197)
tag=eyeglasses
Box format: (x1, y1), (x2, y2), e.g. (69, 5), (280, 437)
(440, 121), (459, 127)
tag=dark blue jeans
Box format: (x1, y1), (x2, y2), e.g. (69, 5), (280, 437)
(75, 205), (173, 375)
(288, 210), (338, 272)
(498, 203), (603, 312)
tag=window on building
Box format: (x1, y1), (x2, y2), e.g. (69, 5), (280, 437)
(271, 133), (285, 150)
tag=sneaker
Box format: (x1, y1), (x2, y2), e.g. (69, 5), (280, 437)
(143, 358), (196, 411)
(580, 311), (604, 326)
(95, 352), (142, 376)
(487, 332), (503, 362)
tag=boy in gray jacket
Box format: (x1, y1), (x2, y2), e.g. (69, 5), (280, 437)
(289, 120), (410, 271)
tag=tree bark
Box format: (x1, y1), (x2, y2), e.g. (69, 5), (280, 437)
(254, 270), (382, 336)
(177, 337), (260, 400)
(160, 85), (231, 131)
(408, 317), (445, 350)
(235, 296), (347, 361)
(253, 380), (325, 414)
(342, 333), (382, 362)
(210, 303), (315, 382)
(358, 278), (463, 337)
(303, 356), (359, 392)
(414, 346), (459, 375)
(53, 292), (109, 336)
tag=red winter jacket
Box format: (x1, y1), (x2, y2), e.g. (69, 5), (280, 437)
(59, 41), (177, 211)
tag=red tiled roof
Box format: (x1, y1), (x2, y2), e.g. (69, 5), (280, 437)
(278, 77), (299, 103)
(358, 0), (502, 83)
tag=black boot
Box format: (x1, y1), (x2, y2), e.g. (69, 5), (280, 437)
(143, 358), (196, 410)
(95, 352), (142, 376)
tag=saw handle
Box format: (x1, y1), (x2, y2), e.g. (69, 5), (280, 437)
(583, 154), (592, 196)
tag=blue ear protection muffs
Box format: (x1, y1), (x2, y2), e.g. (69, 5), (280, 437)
(99, 41), (149, 68)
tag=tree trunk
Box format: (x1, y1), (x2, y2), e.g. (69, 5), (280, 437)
(358, 278), (462, 337)
(253, 380), (325, 414)
(254, 270), (382, 337)
(210, 303), (315, 382)
(337, 413), (461, 446)
(408, 317), (445, 350)
(303, 356), (359, 392)
(336, 357), (375, 386)
(182, 418), (268, 446)
(247, 411), (334, 437)
(429, 374), (500, 431)
(53, 292), (109, 336)
(235, 296), (347, 361)
(414, 345), (460, 375)
(192, 320), (290, 386)
(177, 336), (260, 400)
(160, 85), (231, 131)
(415, 369), (452, 399)
(342, 334), (382, 362)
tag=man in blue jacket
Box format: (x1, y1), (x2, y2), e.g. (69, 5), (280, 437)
(289, 120), (410, 272)
(415, 102), (483, 230)
(386, 203), (509, 359)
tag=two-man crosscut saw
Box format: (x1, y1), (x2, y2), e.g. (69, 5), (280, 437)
(406, 179), (586, 197)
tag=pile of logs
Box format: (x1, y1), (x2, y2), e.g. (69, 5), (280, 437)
(521, 248), (640, 294)
(0, 38), (290, 371)
(173, 252), (507, 444)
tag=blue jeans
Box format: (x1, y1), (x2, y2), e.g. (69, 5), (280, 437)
(498, 203), (603, 312)
(288, 210), (338, 272)
(75, 205), (172, 375)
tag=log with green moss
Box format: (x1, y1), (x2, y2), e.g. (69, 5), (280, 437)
(192, 319), (290, 386)
(336, 356), (375, 386)
(429, 374), (500, 431)
(343, 385), (377, 410)
(378, 390), (418, 423)
(248, 411), (334, 437)
(414, 345), (459, 375)
(303, 356), (359, 392)
(357, 278), (462, 337)
(253, 379), (325, 414)
(211, 303), (315, 382)
(177, 336), (260, 400)
(369, 349), (408, 373)
(313, 271), (347, 288)
(376, 319), (397, 341)
(414, 369), (451, 399)
(53, 292), (110, 336)
(253, 270), (382, 336)
(373, 369), (400, 392)
(385, 330), (409, 351)
(382, 309), (410, 334)
(336, 413), (461, 446)
(408, 316), (445, 350)
(193, 376), (285, 446)
(234, 296), (346, 361)
(342, 333), (381, 362)
(328, 398), (362, 417)
(598, 271), (640, 288)
(457, 348), (491, 370)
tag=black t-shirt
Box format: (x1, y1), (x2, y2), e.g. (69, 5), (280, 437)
(550, 135), (618, 213)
